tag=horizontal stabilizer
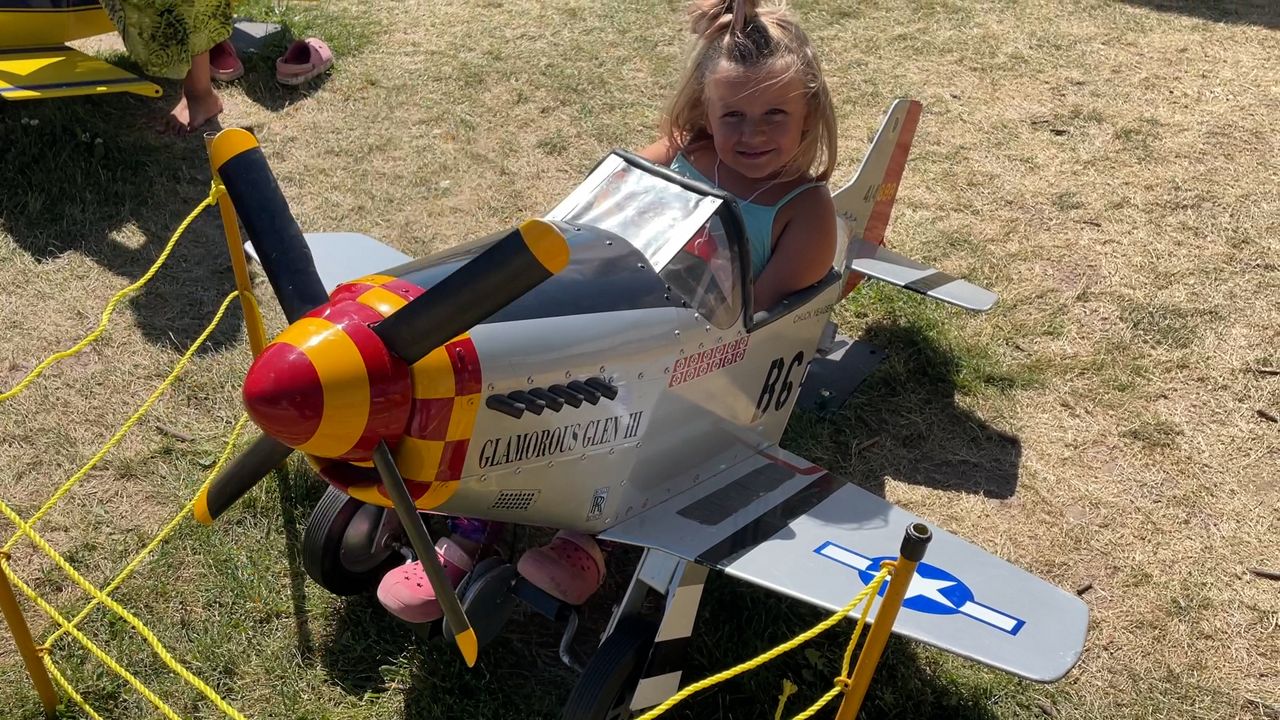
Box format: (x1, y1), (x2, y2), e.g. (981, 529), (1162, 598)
(601, 446), (1086, 682)
(0, 45), (160, 101)
(244, 232), (411, 293)
(848, 238), (997, 312)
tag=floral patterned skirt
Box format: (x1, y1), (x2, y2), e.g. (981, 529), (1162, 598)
(99, 0), (232, 79)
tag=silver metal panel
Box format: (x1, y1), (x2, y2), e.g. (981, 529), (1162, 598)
(243, 232), (412, 293)
(637, 548), (682, 594)
(795, 337), (887, 415)
(847, 241), (997, 312)
(544, 153), (722, 273)
(603, 447), (1087, 683)
(435, 308), (679, 531)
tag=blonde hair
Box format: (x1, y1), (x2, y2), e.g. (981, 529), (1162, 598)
(662, 0), (837, 182)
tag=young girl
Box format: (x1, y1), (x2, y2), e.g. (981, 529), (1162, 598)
(377, 0), (839, 624)
(100, 0), (231, 133)
(641, 0), (839, 311)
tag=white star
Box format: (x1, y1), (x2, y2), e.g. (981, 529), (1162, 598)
(902, 575), (960, 607)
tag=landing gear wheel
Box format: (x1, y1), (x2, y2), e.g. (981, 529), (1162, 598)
(442, 558), (518, 653)
(561, 618), (658, 720)
(302, 486), (402, 596)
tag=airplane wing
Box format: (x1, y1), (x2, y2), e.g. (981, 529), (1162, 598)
(0, 1), (161, 101)
(0, 44), (161, 101)
(848, 237), (998, 312)
(243, 232), (412, 293)
(600, 445), (1087, 683)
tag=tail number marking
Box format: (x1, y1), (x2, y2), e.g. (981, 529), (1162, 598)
(753, 351), (804, 422)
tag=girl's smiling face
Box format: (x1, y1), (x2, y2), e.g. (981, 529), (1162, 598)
(704, 62), (809, 180)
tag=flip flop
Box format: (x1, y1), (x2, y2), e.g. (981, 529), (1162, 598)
(276, 37), (334, 86)
(209, 39), (243, 82)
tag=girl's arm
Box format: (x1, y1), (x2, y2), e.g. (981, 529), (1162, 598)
(752, 186), (837, 311)
(637, 137), (679, 165)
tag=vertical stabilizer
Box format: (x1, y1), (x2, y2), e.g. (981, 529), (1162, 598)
(832, 99), (922, 297)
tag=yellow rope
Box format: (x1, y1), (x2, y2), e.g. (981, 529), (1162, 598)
(0, 184), (223, 404)
(47, 414), (250, 645)
(3, 290), (241, 553)
(0, 498), (246, 720)
(0, 558), (185, 720)
(788, 562), (895, 719)
(0, 192), (258, 720)
(44, 657), (107, 720)
(635, 567), (891, 720)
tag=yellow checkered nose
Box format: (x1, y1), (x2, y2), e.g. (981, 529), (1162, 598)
(243, 300), (413, 461)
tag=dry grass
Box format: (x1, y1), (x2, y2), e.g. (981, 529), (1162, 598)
(2, 0), (1278, 718)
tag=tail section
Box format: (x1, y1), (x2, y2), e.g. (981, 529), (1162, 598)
(832, 99), (923, 297)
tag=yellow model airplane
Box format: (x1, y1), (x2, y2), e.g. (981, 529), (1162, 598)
(1, 0), (160, 100)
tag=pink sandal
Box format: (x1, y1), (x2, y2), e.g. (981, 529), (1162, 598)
(376, 537), (473, 623)
(517, 531), (606, 606)
(209, 39), (243, 82)
(275, 37), (334, 86)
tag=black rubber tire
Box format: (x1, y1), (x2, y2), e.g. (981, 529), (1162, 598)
(561, 618), (658, 720)
(302, 486), (402, 596)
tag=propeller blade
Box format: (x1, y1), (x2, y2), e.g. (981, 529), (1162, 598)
(373, 218), (569, 364)
(371, 442), (478, 667)
(194, 434), (294, 525)
(210, 128), (330, 322)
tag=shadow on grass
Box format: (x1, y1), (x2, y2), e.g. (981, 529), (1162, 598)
(667, 573), (1029, 720)
(390, 568), (1022, 719)
(1119, 0), (1279, 29)
(0, 3), (366, 352)
(1, 94), (252, 352)
(787, 322), (1023, 501)
(274, 463), (329, 664)
(226, 24), (333, 113)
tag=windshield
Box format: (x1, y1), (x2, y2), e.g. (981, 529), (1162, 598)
(546, 153), (724, 272)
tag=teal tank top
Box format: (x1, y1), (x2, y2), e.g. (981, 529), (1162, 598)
(670, 153), (823, 278)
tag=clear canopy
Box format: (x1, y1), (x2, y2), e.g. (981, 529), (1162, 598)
(545, 153), (724, 273)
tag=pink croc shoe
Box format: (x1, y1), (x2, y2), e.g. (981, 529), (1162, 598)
(209, 39), (243, 82)
(376, 537), (473, 623)
(517, 531), (605, 606)
(276, 37), (334, 86)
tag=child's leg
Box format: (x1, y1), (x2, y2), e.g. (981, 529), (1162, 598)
(517, 531), (607, 606)
(376, 516), (503, 623)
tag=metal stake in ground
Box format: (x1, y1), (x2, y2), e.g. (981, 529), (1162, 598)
(835, 522), (932, 720)
(371, 441), (478, 667)
(0, 557), (58, 718)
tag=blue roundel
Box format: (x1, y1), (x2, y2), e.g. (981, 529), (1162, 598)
(857, 556), (975, 615)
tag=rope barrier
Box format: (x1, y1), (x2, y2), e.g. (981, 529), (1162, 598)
(44, 657), (107, 720)
(0, 183), (223, 404)
(0, 558), (187, 720)
(0, 180), (259, 720)
(47, 413), (250, 645)
(636, 566), (892, 720)
(3, 290), (241, 553)
(0, 463), (249, 719)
